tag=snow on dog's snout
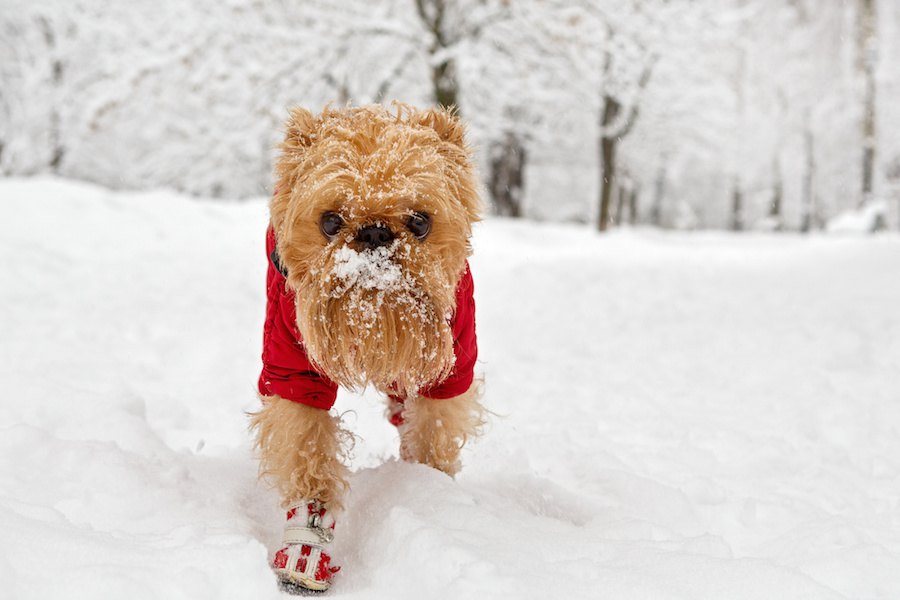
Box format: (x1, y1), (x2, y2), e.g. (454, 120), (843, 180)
(329, 241), (407, 295)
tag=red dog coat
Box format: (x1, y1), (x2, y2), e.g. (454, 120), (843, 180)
(258, 227), (477, 410)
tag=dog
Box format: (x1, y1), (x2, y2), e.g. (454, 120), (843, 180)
(249, 104), (485, 592)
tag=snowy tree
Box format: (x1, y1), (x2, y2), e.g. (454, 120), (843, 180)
(550, 1), (662, 231)
(1, 0), (899, 231)
(409, 0), (550, 218)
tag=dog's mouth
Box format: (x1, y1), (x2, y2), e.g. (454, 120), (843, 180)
(322, 238), (441, 336)
(296, 237), (457, 395)
(327, 239), (406, 296)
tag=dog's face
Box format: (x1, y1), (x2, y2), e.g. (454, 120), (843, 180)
(270, 105), (480, 396)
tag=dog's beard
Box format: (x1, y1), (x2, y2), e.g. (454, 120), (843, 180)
(295, 239), (457, 397)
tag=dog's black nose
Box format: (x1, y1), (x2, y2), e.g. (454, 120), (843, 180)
(356, 225), (395, 249)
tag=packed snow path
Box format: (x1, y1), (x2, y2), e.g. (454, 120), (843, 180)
(1, 178), (899, 600)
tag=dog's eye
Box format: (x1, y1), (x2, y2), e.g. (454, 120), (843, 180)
(406, 212), (431, 240)
(320, 212), (344, 239)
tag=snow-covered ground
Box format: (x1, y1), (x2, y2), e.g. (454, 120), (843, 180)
(1, 177), (899, 600)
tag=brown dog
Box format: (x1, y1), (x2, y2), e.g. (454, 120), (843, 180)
(249, 104), (484, 592)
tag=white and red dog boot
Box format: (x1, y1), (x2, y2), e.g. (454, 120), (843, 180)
(272, 500), (340, 593)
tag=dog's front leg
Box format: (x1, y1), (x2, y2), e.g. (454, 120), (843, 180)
(250, 395), (349, 508)
(249, 396), (348, 592)
(399, 382), (485, 476)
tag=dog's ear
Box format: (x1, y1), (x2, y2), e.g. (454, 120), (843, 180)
(415, 106), (467, 148)
(283, 107), (318, 151)
(273, 108), (318, 235)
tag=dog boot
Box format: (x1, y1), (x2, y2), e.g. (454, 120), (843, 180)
(272, 500), (340, 593)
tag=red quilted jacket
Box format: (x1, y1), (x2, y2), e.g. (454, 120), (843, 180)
(258, 227), (477, 410)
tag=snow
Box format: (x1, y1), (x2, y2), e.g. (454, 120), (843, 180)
(826, 200), (889, 234)
(330, 243), (405, 293)
(2, 177), (900, 599)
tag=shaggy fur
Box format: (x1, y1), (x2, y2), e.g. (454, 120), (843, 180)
(249, 396), (351, 510)
(270, 104), (480, 396)
(253, 103), (484, 512)
(398, 381), (486, 476)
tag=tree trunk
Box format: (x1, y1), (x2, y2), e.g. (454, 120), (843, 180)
(800, 127), (816, 233)
(650, 160), (666, 227)
(38, 16), (64, 172)
(415, 0), (459, 111)
(599, 136), (616, 230)
(596, 46), (654, 232)
(857, 0), (877, 205)
(598, 95), (620, 231)
(731, 43), (746, 232)
(628, 187), (638, 225)
(614, 183), (627, 226)
(488, 133), (526, 218)
(432, 59), (459, 109)
(769, 156), (783, 230)
(730, 177), (743, 232)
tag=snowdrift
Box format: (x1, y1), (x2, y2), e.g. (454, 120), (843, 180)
(1, 178), (899, 599)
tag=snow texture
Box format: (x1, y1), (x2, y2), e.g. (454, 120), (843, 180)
(330, 243), (405, 293)
(1, 178), (900, 599)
